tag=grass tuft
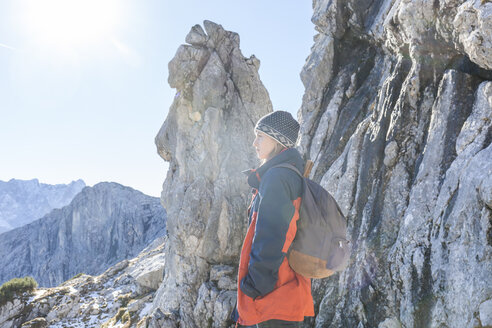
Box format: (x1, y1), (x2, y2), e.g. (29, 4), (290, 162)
(0, 276), (38, 306)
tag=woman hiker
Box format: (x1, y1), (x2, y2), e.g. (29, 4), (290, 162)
(231, 111), (314, 327)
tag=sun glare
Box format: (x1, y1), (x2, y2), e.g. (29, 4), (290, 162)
(20, 0), (122, 50)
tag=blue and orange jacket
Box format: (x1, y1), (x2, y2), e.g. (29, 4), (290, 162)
(234, 148), (314, 325)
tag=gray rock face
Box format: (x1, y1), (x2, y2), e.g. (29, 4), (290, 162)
(0, 182), (166, 287)
(153, 20), (271, 327)
(299, 1), (492, 327)
(147, 2), (491, 326)
(0, 179), (85, 234)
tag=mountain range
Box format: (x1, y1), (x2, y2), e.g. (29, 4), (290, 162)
(0, 179), (86, 234)
(0, 181), (166, 287)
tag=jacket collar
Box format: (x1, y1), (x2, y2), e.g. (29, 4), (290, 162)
(242, 148), (304, 190)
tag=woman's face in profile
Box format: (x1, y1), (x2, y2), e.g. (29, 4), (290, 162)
(252, 130), (278, 160)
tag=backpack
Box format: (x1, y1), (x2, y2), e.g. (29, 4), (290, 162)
(272, 162), (350, 278)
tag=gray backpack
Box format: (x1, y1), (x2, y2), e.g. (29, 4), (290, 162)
(273, 163), (350, 278)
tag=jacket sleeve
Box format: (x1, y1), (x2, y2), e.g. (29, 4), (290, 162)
(240, 168), (297, 299)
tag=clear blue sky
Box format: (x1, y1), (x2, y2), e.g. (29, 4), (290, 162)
(0, 0), (314, 197)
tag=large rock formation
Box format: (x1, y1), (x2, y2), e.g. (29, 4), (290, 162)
(0, 179), (85, 234)
(152, 20), (272, 327)
(0, 182), (166, 287)
(151, 2), (491, 327)
(299, 1), (492, 327)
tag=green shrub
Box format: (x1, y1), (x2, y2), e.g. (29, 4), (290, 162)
(72, 273), (84, 279)
(0, 276), (38, 305)
(66, 273), (84, 282)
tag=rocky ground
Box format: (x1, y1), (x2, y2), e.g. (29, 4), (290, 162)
(0, 236), (166, 328)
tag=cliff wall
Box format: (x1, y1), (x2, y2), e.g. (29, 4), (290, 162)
(300, 1), (492, 327)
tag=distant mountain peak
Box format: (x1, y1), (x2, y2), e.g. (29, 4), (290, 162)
(0, 179), (86, 234)
(0, 181), (167, 287)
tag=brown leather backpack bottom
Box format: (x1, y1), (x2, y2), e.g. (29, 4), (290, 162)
(288, 249), (335, 279)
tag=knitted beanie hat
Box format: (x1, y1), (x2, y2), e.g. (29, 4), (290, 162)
(255, 111), (300, 148)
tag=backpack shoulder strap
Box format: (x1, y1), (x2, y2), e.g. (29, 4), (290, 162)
(271, 163), (304, 178)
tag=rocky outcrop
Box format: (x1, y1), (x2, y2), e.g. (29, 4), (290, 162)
(148, 1), (491, 327)
(299, 1), (492, 327)
(152, 20), (271, 327)
(0, 179), (85, 234)
(0, 182), (166, 287)
(0, 236), (166, 328)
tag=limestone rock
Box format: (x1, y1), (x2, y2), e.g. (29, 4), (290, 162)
(185, 24), (208, 46)
(480, 174), (492, 209)
(213, 291), (237, 327)
(129, 251), (166, 291)
(454, 2), (492, 70)
(209, 265), (234, 282)
(153, 20), (271, 327)
(378, 317), (401, 328)
(299, 1), (492, 327)
(479, 299), (492, 327)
